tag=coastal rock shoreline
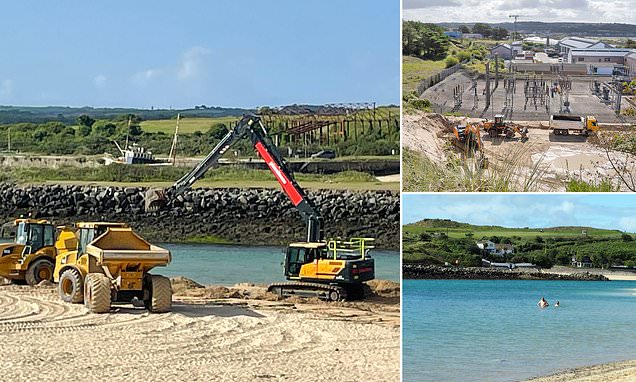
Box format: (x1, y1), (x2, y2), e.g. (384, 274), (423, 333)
(403, 265), (609, 281)
(0, 183), (399, 249)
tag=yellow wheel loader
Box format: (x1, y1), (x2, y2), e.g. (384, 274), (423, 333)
(0, 219), (57, 285)
(53, 222), (172, 313)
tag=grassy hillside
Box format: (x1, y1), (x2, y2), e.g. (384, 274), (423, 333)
(402, 56), (446, 95)
(140, 116), (240, 134)
(404, 219), (623, 239)
(403, 219), (636, 268)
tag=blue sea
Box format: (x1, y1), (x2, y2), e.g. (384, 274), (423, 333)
(159, 243), (399, 285)
(403, 279), (636, 382)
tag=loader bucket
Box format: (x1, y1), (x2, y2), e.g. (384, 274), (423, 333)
(144, 188), (167, 212)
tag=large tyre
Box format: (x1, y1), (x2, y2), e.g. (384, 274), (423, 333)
(58, 268), (84, 303)
(25, 258), (54, 286)
(84, 273), (112, 313)
(146, 275), (171, 313)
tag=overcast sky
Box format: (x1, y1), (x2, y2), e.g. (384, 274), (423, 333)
(0, 0), (399, 109)
(403, 194), (636, 233)
(403, 0), (636, 24)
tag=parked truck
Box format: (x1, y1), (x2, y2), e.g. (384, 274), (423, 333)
(550, 114), (599, 136)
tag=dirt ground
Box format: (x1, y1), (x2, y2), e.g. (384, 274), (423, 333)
(527, 360), (636, 382)
(404, 111), (635, 191)
(0, 278), (400, 382)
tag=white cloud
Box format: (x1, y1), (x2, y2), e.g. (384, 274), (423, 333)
(0, 79), (13, 98)
(404, 0), (462, 8)
(618, 217), (636, 233)
(555, 201), (575, 214)
(177, 46), (210, 80)
(132, 68), (162, 85)
(93, 74), (107, 88)
(403, 0), (630, 23)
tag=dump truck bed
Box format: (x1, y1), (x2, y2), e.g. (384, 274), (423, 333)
(551, 115), (584, 131)
(87, 228), (171, 265)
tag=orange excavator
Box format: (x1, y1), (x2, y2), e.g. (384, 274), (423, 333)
(452, 122), (488, 169)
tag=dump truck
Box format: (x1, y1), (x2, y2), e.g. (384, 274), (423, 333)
(54, 222), (172, 313)
(144, 114), (375, 301)
(550, 114), (599, 136)
(0, 218), (57, 285)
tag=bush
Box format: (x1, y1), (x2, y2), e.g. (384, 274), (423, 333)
(445, 56), (459, 68)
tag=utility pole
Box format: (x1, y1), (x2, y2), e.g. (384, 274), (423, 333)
(509, 14), (523, 61)
(7, 127), (10, 152)
(169, 113), (180, 165)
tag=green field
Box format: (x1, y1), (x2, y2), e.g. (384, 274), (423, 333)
(1, 165), (399, 191)
(140, 116), (240, 134)
(402, 219), (636, 267)
(403, 221), (625, 239)
(402, 56), (446, 95)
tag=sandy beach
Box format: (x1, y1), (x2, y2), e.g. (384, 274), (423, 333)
(527, 360), (636, 382)
(0, 278), (400, 382)
(548, 266), (636, 281)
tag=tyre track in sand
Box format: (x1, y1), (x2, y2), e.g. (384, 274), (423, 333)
(0, 284), (400, 381)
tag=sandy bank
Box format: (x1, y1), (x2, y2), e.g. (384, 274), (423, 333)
(0, 278), (399, 381)
(527, 359), (636, 382)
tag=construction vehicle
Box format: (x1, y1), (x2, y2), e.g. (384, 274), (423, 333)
(550, 114), (599, 136)
(53, 222), (172, 313)
(482, 114), (528, 140)
(144, 114), (375, 301)
(0, 218), (57, 285)
(453, 123), (483, 153)
(452, 123), (488, 169)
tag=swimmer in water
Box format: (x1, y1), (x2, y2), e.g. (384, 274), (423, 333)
(555, 301), (560, 307)
(537, 297), (549, 308)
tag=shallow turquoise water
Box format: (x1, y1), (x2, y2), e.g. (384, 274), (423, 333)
(403, 279), (636, 382)
(160, 243), (399, 285)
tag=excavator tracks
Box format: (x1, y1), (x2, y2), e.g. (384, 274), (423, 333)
(267, 281), (348, 302)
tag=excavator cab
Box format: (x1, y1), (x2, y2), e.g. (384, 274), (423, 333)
(14, 219), (56, 254)
(0, 219), (57, 285)
(493, 114), (505, 127)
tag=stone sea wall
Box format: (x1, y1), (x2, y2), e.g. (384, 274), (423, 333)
(0, 184), (399, 249)
(403, 265), (609, 281)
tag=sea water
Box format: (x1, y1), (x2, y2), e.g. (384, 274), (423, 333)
(160, 243), (399, 285)
(403, 279), (636, 382)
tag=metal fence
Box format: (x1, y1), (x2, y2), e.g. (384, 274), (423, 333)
(416, 63), (463, 96)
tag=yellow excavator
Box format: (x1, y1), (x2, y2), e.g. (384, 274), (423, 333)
(483, 114), (528, 140)
(144, 114), (375, 301)
(0, 218), (57, 285)
(53, 222), (172, 313)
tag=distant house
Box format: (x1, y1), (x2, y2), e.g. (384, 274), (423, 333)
(571, 255), (593, 268)
(463, 33), (483, 39)
(477, 241), (513, 257)
(476, 240), (496, 252)
(444, 31), (462, 39)
(490, 42), (522, 60)
(494, 243), (514, 256)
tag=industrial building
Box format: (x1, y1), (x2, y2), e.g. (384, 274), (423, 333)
(557, 37), (614, 58)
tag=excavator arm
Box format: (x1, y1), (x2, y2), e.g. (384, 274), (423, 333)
(144, 115), (324, 243)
